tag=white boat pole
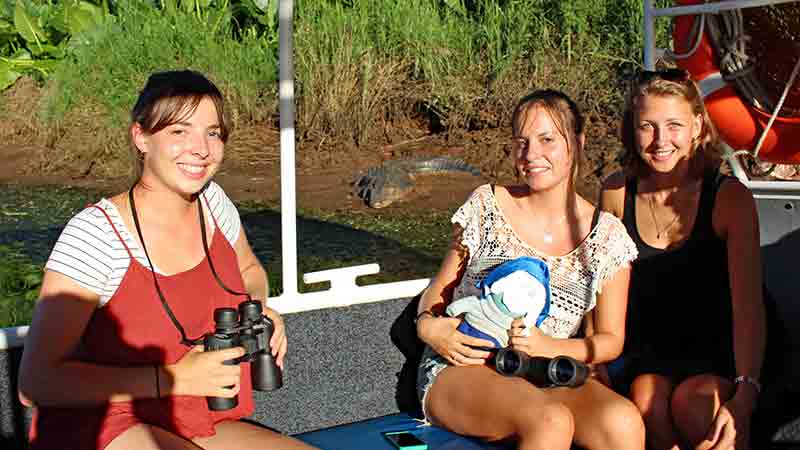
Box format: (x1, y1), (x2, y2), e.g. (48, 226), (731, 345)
(643, 0), (657, 70)
(278, 0), (298, 299)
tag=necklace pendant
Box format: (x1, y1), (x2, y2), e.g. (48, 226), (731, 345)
(543, 231), (554, 244)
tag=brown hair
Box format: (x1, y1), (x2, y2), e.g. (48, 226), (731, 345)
(129, 70), (230, 180)
(621, 69), (721, 177)
(511, 89), (586, 187)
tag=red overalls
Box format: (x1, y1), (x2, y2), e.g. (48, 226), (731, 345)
(29, 200), (255, 449)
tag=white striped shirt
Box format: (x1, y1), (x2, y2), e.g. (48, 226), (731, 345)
(44, 182), (241, 307)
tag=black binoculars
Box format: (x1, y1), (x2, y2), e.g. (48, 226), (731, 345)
(494, 348), (589, 388)
(204, 300), (283, 411)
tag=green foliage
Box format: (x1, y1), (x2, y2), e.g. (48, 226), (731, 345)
(0, 0), (676, 170)
(43, 0), (278, 128)
(0, 0), (110, 90)
(0, 244), (42, 328)
(292, 0), (673, 137)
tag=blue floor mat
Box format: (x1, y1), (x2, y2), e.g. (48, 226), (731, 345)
(294, 413), (513, 450)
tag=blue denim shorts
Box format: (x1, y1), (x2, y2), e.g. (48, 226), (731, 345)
(416, 345), (451, 420)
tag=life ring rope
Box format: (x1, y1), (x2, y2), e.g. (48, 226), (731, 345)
(730, 55), (800, 166)
(673, 1), (800, 170)
(665, 13), (706, 60)
(705, 9), (774, 112)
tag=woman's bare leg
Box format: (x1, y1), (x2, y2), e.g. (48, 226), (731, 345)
(548, 378), (645, 450)
(426, 365), (574, 450)
(106, 424), (203, 450)
(629, 374), (681, 450)
(670, 374), (734, 450)
(193, 420), (317, 450)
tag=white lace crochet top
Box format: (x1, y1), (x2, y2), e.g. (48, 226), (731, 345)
(452, 184), (638, 339)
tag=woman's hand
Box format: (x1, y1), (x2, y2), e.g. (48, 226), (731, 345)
(417, 316), (493, 366)
(508, 318), (546, 356)
(263, 306), (288, 368)
(166, 345), (245, 398)
(589, 363), (613, 386)
(702, 398), (753, 450)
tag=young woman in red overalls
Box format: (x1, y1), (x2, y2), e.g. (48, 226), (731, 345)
(19, 70), (315, 450)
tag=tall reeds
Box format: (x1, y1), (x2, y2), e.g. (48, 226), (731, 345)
(11, 0), (671, 174)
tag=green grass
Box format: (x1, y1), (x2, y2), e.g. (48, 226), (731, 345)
(293, 0), (673, 137)
(238, 201), (454, 298)
(0, 244), (42, 328)
(44, 1), (278, 126)
(0, 183), (111, 327)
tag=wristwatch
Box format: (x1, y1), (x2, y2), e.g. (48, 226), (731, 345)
(733, 375), (762, 394)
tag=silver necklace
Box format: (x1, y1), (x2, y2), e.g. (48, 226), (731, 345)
(542, 213), (570, 244)
(647, 193), (681, 239)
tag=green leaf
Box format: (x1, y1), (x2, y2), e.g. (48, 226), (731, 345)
(47, 3), (70, 35)
(51, 0), (104, 36)
(252, 0), (269, 13)
(0, 17), (13, 33)
(0, 63), (14, 90)
(9, 48), (30, 60)
(0, 19), (19, 46)
(265, 0), (277, 23)
(3, 50), (57, 75)
(67, 1), (106, 35)
(13, 0), (46, 46)
(28, 42), (61, 58)
(27, 58), (58, 75)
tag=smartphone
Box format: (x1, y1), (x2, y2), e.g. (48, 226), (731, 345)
(382, 431), (428, 450)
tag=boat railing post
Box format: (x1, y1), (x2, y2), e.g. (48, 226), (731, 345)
(643, 0), (657, 70)
(279, 0), (299, 300)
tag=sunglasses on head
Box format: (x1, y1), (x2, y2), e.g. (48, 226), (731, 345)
(636, 68), (691, 84)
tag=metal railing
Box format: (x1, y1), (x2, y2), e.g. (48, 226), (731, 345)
(271, 0), (430, 315)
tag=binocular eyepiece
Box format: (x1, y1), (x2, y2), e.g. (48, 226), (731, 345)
(494, 348), (589, 388)
(204, 300), (283, 411)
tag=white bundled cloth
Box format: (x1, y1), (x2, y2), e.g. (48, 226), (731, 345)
(446, 256), (551, 348)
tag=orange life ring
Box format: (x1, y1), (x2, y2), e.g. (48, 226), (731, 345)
(673, 0), (800, 164)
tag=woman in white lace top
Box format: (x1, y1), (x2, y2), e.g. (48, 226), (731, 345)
(415, 90), (644, 450)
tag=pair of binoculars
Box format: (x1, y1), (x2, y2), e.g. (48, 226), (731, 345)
(203, 300), (283, 411)
(494, 347), (589, 388)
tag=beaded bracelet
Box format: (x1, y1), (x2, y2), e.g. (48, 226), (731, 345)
(733, 375), (761, 394)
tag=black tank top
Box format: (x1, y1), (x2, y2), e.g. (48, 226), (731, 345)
(622, 170), (734, 373)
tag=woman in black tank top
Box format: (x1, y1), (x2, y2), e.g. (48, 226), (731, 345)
(599, 69), (766, 450)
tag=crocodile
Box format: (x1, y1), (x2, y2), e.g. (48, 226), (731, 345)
(352, 156), (482, 208)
